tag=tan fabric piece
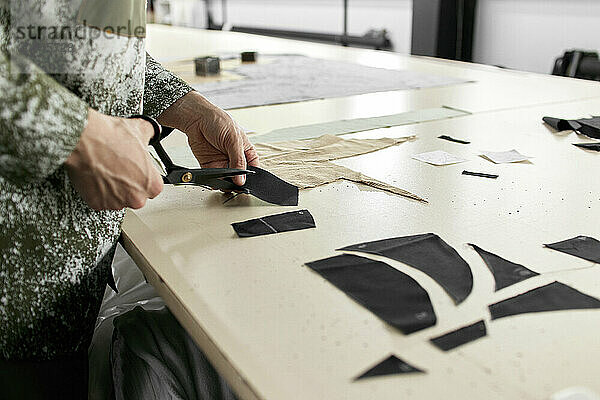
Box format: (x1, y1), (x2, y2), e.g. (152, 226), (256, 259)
(255, 135), (426, 202)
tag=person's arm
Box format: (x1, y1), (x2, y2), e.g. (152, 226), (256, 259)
(0, 51), (89, 185)
(0, 51), (163, 210)
(143, 54), (259, 186)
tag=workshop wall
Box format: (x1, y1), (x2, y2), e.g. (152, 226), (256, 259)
(159, 0), (600, 75)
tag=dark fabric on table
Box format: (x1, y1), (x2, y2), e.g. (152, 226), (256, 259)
(544, 236), (600, 263)
(230, 166), (298, 206)
(462, 170), (498, 179)
(354, 355), (424, 380)
(573, 142), (600, 151)
(305, 254), (436, 334)
(430, 320), (487, 351)
(111, 306), (238, 400)
(470, 244), (538, 291)
(543, 116), (600, 139)
(338, 233), (473, 305)
(438, 135), (470, 144)
(232, 209), (315, 237)
(489, 281), (600, 320)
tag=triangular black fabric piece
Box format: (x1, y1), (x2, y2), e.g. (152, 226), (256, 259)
(305, 254), (437, 334)
(230, 166), (298, 206)
(231, 210), (315, 237)
(469, 244), (538, 291)
(489, 281), (600, 320)
(573, 142), (600, 151)
(430, 320), (487, 351)
(545, 236), (600, 263)
(354, 355), (424, 381)
(338, 233), (473, 304)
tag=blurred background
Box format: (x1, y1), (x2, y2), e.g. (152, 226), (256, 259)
(148, 0), (600, 78)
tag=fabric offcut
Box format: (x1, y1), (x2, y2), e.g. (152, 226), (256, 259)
(489, 281), (600, 320)
(252, 107), (468, 143)
(573, 143), (600, 151)
(232, 210), (315, 237)
(430, 320), (487, 351)
(338, 233), (473, 304)
(305, 254), (437, 334)
(469, 244), (538, 291)
(438, 135), (471, 144)
(544, 236), (600, 264)
(354, 355), (424, 381)
(573, 142), (600, 151)
(255, 134), (425, 202)
(230, 166), (299, 206)
(192, 55), (469, 110)
(543, 116), (600, 139)
(462, 171), (498, 179)
(111, 306), (238, 400)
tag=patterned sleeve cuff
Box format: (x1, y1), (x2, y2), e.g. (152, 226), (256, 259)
(143, 53), (194, 119)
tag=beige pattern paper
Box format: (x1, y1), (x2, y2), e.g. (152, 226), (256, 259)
(255, 135), (426, 202)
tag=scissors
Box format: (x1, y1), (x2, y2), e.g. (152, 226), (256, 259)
(132, 115), (253, 192)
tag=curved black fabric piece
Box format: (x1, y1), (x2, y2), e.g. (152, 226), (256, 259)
(469, 244), (538, 291)
(489, 281), (600, 320)
(544, 236), (600, 264)
(231, 210), (315, 237)
(229, 166), (298, 206)
(573, 142), (600, 151)
(430, 320), (487, 351)
(338, 233), (473, 304)
(305, 254), (437, 334)
(354, 355), (424, 381)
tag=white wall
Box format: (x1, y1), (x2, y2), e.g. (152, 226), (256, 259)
(163, 0), (600, 75)
(474, 0), (600, 74)
(206, 0), (412, 54)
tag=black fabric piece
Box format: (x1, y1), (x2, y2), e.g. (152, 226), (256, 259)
(338, 233), (473, 305)
(438, 135), (470, 144)
(462, 170), (498, 179)
(489, 281), (600, 320)
(111, 306), (238, 400)
(544, 235), (600, 263)
(232, 209), (315, 237)
(430, 320), (487, 351)
(305, 254), (437, 334)
(543, 116), (581, 132)
(469, 244), (538, 291)
(0, 350), (89, 400)
(573, 142), (600, 151)
(543, 116), (600, 139)
(354, 355), (424, 381)
(230, 166), (298, 206)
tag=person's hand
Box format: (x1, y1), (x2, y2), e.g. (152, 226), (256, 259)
(64, 109), (164, 210)
(157, 91), (259, 186)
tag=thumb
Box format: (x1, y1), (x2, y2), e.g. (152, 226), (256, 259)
(227, 136), (247, 186)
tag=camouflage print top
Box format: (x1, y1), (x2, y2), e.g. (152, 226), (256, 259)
(0, 0), (192, 360)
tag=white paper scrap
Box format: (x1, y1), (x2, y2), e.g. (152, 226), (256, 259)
(480, 149), (533, 164)
(412, 150), (468, 166)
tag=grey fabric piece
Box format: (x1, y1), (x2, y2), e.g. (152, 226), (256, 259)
(111, 306), (238, 400)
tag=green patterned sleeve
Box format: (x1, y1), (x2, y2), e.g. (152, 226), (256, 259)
(143, 53), (193, 119)
(0, 51), (89, 185)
